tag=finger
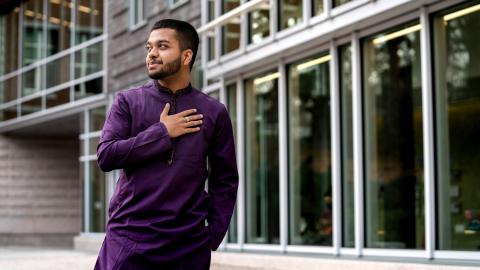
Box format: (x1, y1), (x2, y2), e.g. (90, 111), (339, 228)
(183, 120), (203, 127)
(186, 114), (203, 121)
(178, 109), (197, 117)
(161, 103), (170, 117)
(183, 127), (201, 134)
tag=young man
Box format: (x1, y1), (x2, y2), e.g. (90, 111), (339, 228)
(94, 19), (238, 270)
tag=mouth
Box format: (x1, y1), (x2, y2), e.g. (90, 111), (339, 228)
(148, 61), (162, 70)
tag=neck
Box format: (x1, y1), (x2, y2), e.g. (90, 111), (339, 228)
(157, 71), (190, 93)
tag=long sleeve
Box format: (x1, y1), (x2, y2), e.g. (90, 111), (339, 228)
(207, 106), (239, 251)
(97, 92), (173, 172)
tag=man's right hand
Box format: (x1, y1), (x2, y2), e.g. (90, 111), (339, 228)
(159, 103), (203, 138)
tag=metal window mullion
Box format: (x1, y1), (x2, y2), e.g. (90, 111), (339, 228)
(219, 77), (226, 105)
(201, 0), (208, 85)
(323, 0), (331, 17)
(102, 0), (107, 94)
(83, 109), (91, 233)
(240, 0), (247, 53)
(351, 31), (364, 257)
(302, 0), (311, 25)
(330, 41), (341, 255)
(236, 77), (245, 250)
(270, 0), (278, 38)
(70, 0), (77, 102)
(17, 2), (23, 116)
(420, 6), (435, 260)
(278, 60), (288, 252)
(42, 0), (48, 111)
(214, 0), (221, 63)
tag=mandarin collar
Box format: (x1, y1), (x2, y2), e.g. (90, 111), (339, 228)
(153, 80), (193, 96)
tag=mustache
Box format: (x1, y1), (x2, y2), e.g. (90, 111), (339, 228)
(148, 60), (162, 65)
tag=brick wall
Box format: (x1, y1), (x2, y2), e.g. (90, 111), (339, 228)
(0, 135), (80, 247)
(107, 0), (202, 92)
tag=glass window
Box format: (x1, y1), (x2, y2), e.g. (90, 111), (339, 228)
(363, 22), (424, 249)
(129, 0), (145, 27)
(333, 0), (353, 8)
(222, 0), (240, 55)
(170, 0), (189, 9)
(74, 77), (102, 100)
(288, 54), (332, 245)
(75, 42), (102, 79)
(248, 5), (270, 44)
(47, 54), (70, 88)
(21, 97), (42, 116)
(90, 106), (106, 131)
(0, 105), (17, 121)
(339, 43), (355, 248)
(312, 0), (324, 17)
(191, 62), (204, 89)
(47, 0), (72, 55)
(46, 88), (70, 108)
(76, 0), (103, 44)
(89, 160), (106, 232)
(279, 0), (302, 30)
(245, 71), (279, 244)
(0, 7), (20, 75)
(208, 0), (216, 61)
(0, 76), (18, 104)
(208, 90), (220, 100)
(434, 1), (480, 251)
(22, 66), (44, 97)
(226, 83), (238, 243)
(23, 0), (45, 66)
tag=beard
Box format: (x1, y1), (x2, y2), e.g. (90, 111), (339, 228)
(147, 56), (182, 80)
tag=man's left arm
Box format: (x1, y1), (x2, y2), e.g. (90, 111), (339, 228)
(207, 106), (239, 251)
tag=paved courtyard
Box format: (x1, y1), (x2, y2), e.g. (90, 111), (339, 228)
(0, 247), (98, 270)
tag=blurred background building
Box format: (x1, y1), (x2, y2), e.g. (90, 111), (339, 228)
(0, 0), (479, 269)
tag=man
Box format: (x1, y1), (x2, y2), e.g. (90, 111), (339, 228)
(94, 19), (238, 270)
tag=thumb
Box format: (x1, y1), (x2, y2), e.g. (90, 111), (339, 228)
(161, 103), (170, 117)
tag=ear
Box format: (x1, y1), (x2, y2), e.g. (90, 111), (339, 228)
(182, 49), (193, 67)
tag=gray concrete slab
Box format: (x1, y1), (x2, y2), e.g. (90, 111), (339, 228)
(0, 247), (97, 270)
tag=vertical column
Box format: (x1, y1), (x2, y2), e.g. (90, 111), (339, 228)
(240, 0), (248, 53)
(214, 0), (221, 62)
(201, 0), (208, 86)
(270, 0), (278, 39)
(420, 6), (435, 260)
(302, 0), (311, 25)
(351, 31), (364, 257)
(83, 109), (90, 233)
(103, 0), (108, 94)
(42, 0), (48, 111)
(278, 60), (288, 252)
(70, 0), (77, 102)
(323, 0), (331, 17)
(17, 2), (23, 116)
(330, 41), (342, 255)
(236, 77), (245, 250)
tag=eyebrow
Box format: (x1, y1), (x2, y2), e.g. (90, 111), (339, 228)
(146, 39), (171, 46)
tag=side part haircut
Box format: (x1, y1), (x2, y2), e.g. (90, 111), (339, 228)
(151, 19), (199, 70)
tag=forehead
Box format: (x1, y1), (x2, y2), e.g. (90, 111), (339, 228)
(147, 28), (179, 45)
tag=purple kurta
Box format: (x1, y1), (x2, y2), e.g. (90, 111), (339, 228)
(94, 80), (238, 270)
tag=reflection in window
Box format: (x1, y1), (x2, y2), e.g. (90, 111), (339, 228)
(47, 54), (70, 88)
(339, 43), (355, 248)
(22, 66), (43, 96)
(76, 0), (103, 44)
(208, 0), (216, 61)
(333, 0), (353, 8)
(89, 160), (106, 232)
(23, 0), (44, 66)
(288, 54), (332, 246)
(75, 77), (102, 100)
(245, 72), (279, 244)
(21, 97), (42, 116)
(222, 0), (240, 54)
(90, 107), (106, 131)
(0, 8), (19, 75)
(279, 0), (302, 30)
(0, 76), (18, 104)
(0, 106), (17, 121)
(226, 83), (238, 243)
(46, 88), (70, 109)
(208, 90), (220, 100)
(47, 0), (71, 56)
(363, 22), (424, 249)
(248, 5), (270, 44)
(75, 42), (102, 79)
(312, 0), (324, 16)
(434, 1), (480, 251)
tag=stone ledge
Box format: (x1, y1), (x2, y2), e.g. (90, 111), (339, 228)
(0, 233), (75, 247)
(73, 234), (104, 253)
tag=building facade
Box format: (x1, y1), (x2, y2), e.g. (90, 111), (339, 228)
(1, 0), (479, 269)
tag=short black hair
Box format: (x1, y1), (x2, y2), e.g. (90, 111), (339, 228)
(151, 19), (199, 70)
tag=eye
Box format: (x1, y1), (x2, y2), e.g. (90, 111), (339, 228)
(145, 45), (152, 52)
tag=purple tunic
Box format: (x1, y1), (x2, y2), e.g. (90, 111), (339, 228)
(94, 81), (238, 270)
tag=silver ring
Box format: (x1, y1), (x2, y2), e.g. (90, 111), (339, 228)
(185, 116), (190, 122)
